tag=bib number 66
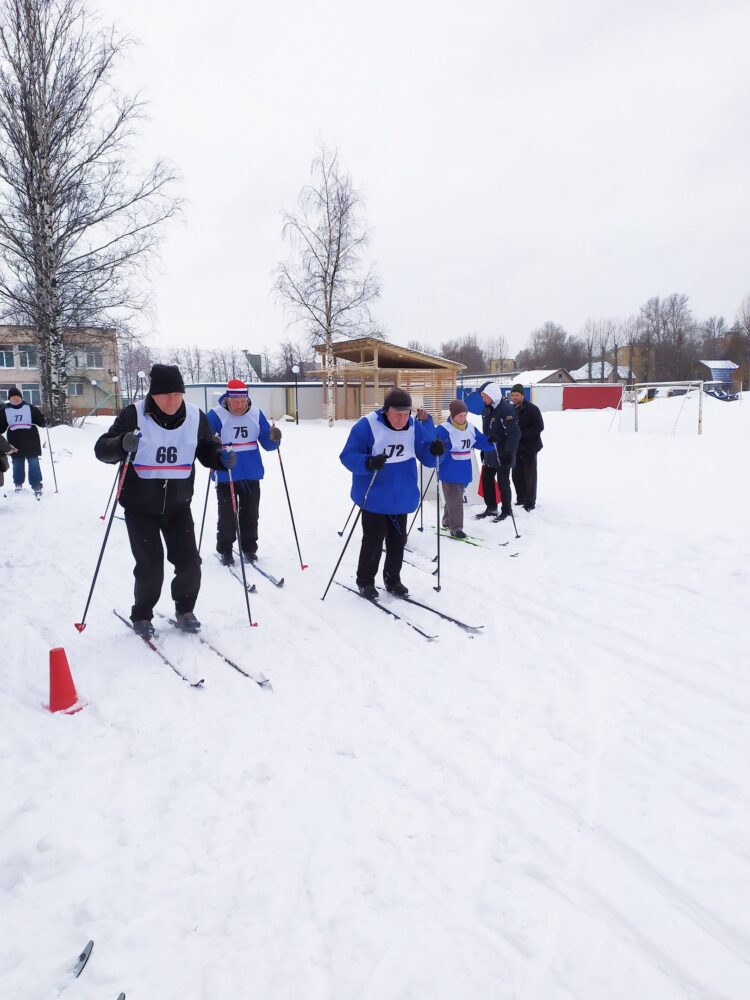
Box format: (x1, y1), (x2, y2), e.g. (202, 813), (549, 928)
(156, 446), (178, 464)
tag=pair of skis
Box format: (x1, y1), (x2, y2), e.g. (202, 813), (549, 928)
(113, 610), (270, 689)
(337, 583), (482, 639)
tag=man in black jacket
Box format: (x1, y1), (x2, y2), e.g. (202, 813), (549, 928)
(509, 384), (544, 511)
(95, 364), (233, 637)
(475, 382), (520, 522)
(0, 386), (47, 495)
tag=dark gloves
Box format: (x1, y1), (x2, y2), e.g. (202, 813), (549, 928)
(269, 426), (282, 444)
(220, 448), (237, 470)
(365, 453), (387, 471)
(121, 431), (141, 454)
(487, 435), (498, 444)
(429, 438), (445, 457)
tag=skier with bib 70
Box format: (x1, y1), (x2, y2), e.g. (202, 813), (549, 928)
(339, 388), (444, 600)
(207, 378), (281, 566)
(436, 398), (493, 538)
(94, 364), (232, 637)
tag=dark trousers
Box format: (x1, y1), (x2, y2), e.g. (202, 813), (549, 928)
(512, 450), (538, 507)
(216, 480), (260, 556)
(357, 510), (407, 587)
(481, 463), (512, 514)
(124, 507), (201, 621)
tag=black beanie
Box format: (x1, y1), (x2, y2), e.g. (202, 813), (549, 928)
(7, 386), (22, 401)
(383, 388), (412, 411)
(511, 383), (525, 395)
(149, 364), (185, 394)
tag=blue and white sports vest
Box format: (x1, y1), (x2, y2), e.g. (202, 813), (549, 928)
(445, 420), (476, 460)
(365, 410), (416, 464)
(5, 403), (32, 431)
(211, 403), (261, 452)
(132, 399), (200, 479)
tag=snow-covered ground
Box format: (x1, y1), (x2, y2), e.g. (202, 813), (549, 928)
(2, 397), (749, 999)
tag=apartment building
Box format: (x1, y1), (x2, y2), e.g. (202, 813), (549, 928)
(0, 325), (120, 416)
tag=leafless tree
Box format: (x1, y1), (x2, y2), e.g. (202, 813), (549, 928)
(274, 145), (381, 426)
(516, 321), (584, 371)
(0, 0), (180, 422)
(439, 333), (485, 373)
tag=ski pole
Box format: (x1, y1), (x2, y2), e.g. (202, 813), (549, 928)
(99, 464), (120, 521)
(75, 455), (132, 632)
(321, 469), (379, 601)
(197, 469), (213, 553)
(228, 465), (257, 627)
(419, 463), (424, 531)
(406, 467), (435, 541)
(45, 425), (59, 493)
(495, 444), (521, 539)
(276, 448), (308, 570)
(433, 454), (441, 592)
(337, 501), (357, 537)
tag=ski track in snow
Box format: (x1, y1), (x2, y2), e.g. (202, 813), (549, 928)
(1, 398), (749, 999)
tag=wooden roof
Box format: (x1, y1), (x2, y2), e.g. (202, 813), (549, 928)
(313, 337), (465, 371)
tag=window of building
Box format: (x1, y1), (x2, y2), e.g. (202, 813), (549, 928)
(0, 383), (13, 402)
(0, 346), (13, 368)
(21, 383), (41, 405)
(69, 352), (82, 369)
(67, 382), (84, 396)
(86, 349), (104, 369)
(18, 345), (38, 368)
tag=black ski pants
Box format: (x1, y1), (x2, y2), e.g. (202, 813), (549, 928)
(357, 510), (407, 587)
(124, 506), (201, 622)
(512, 450), (538, 508)
(481, 462), (513, 515)
(216, 480), (260, 557)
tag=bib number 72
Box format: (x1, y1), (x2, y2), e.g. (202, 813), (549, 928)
(383, 443), (404, 458)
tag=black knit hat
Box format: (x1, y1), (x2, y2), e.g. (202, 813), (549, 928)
(383, 388), (412, 411)
(149, 364), (185, 394)
(511, 383), (525, 394)
(7, 386), (22, 400)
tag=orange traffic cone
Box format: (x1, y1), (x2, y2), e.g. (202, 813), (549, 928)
(47, 647), (83, 714)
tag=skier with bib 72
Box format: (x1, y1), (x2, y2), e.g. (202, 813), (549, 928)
(339, 388), (443, 600)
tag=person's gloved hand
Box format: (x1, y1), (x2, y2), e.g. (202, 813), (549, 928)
(429, 438), (445, 456)
(269, 426), (282, 444)
(121, 431), (141, 454)
(365, 453), (387, 471)
(220, 448), (237, 470)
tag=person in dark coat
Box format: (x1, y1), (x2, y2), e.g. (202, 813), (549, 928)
(94, 364), (230, 637)
(0, 386), (47, 495)
(0, 431), (15, 492)
(509, 383), (544, 511)
(475, 382), (520, 522)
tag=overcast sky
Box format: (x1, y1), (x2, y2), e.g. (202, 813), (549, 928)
(97, 0), (750, 358)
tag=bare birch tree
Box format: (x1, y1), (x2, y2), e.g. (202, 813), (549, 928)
(274, 146), (381, 426)
(0, 0), (180, 422)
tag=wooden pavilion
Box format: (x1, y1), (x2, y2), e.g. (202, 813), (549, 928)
(310, 337), (465, 421)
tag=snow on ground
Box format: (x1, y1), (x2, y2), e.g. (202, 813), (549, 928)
(1, 397), (749, 999)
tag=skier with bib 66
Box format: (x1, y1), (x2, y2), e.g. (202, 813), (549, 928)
(94, 364), (230, 637)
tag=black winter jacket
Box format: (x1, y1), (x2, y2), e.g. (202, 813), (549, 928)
(94, 396), (223, 515)
(0, 401), (46, 457)
(515, 400), (544, 453)
(481, 398), (520, 468)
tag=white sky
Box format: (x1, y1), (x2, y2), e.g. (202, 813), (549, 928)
(97, 0), (750, 357)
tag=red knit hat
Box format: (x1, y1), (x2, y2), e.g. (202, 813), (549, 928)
(227, 378), (248, 397)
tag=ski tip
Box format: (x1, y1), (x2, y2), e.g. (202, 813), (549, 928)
(73, 622), (86, 633)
